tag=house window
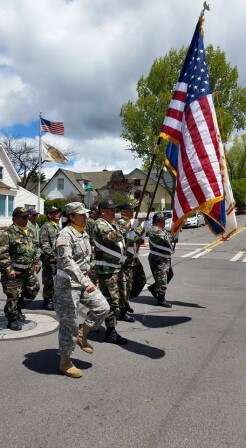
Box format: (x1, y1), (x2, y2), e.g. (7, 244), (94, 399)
(0, 166), (3, 180)
(0, 195), (6, 216)
(0, 195), (15, 217)
(8, 196), (14, 216)
(57, 178), (64, 190)
(25, 204), (35, 210)
(134, 179), (141, 187)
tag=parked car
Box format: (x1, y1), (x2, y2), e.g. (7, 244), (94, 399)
(164, 210), (172, 232)
(183, 211), (205, 228)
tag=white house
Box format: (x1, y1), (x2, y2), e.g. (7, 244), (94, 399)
(0, 144), (44, 228)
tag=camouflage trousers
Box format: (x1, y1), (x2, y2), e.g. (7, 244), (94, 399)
(42, 261), (56, 303)
(148, 255), (171, 296)
(126, 259), (146, 299)
(97, 269), (127, 328)
(53, 286), (109, 356)
(2, 268), (40, 320)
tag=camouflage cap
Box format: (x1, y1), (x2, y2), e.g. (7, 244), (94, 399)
(12, 207), (28, 218)
(119, 202), (134, 210)
(153, 212), (165, 223)
(46, 206), (61, 215)
(27, 208), (39, 216)
(64, 202), (90, 215)
(98, 199), (116, 210)
(90, 204), (99, 212)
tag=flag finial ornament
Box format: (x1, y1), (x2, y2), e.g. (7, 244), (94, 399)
(200, 1), (210, 18)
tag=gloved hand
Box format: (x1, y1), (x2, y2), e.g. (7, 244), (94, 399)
(127, 230), (136, 240)
(130, 218), (139, 229)
(141, 220), (151, 230)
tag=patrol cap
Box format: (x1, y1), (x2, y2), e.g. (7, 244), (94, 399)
(46, 206), (61, 215)
(119, 203), (134, 210)
(90, 204), (99, 212)
(64, 202), (90, 215)
(27, 208), (39, 216)
(12, 207), (28, 218)
(153, 212), (165, 223)
(98, 199), (116, 210)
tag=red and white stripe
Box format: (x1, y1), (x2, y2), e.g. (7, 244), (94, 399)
(161, 84), (224, 231)
(41, 122), (64, 135)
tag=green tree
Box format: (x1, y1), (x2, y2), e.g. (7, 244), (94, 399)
(226, 134), (246, 180)
(120, 45), (246, 168)
(231, 179), (246, 207)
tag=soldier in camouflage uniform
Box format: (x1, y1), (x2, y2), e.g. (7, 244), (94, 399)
(53, 202), (109, 378)
(148, 212), (173, 308)
(85, 204), (99, 284)
(0, 207), (40, 331)
(39, 206), (61, 310)
(118, 203), (146, 322)
(93, 199), (129, 345)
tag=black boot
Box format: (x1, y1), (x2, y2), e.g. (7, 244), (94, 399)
(43, 301), (54, 311)
(147, 284), (158, 299)
(156, 295), (172, 308)
(17, 310), (26, 323)
(104, 328), (128, 345)
(119, 309), (135, 323)
(7, 319), (22, 331)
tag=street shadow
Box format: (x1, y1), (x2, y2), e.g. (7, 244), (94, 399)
(130, 295), (154, 305)
(88, 330), (165, 359)
(133, 314), (192, 329)
(22, 349), (92, 375)
(171, 300), (206, 309)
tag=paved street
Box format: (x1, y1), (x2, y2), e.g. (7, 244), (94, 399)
(0, 216), (246, 448)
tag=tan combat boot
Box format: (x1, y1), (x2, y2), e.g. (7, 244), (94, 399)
(59, 355), (83, 378)
(77, 323), (94, 354)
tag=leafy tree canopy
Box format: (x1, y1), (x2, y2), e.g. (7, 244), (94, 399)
(226, 134), (246, 180)
(120, 45), (246, 169)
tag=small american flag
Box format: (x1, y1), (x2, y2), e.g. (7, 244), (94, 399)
(160, 18), (225, 235)
(41, 117), (64, 135)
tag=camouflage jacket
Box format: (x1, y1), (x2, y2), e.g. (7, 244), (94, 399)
(27, 220), (40, 241)
(148, 225), (173, 260)
(93, 217), (125, 274)
(39, 221), (59, 261)
(0, 224), (39, 274)
(118, 216), (144, 266)
(54, 225), (91, 289)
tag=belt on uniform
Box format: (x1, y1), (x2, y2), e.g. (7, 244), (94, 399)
(149, 250), (170, 258)
(94, 260), (121, 269)
(12, 263), (32, 269)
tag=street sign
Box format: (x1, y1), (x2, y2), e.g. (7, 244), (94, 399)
(83, 183), (93, 191)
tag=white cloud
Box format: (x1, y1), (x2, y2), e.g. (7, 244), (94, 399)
(0, 0), (245, 171)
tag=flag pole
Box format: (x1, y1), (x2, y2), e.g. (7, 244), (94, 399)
(37, 112), (42, 213)
(145, 160), (165, 220)
(134, 138), (161, 218)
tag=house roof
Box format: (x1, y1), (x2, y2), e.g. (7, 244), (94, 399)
(41, 168), (91, 195)
(42, 168), (124, 195)
(126, 168), (173, 189)
(0, 181), (12, 190)
(82, 170), (124, 190)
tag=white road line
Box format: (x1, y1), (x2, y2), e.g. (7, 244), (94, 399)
(181, 247), (204, 258)
(192, 248), (213, 259)
(230, 251), (245, 262)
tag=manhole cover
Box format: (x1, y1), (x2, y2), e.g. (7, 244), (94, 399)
(0, 313), (59, 340)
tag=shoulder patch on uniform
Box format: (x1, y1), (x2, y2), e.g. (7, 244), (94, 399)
(56, 238), (69, 247)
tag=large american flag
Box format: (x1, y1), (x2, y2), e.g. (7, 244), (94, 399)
(41, 117), (64, 135)
(160, 18), (225, 235)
